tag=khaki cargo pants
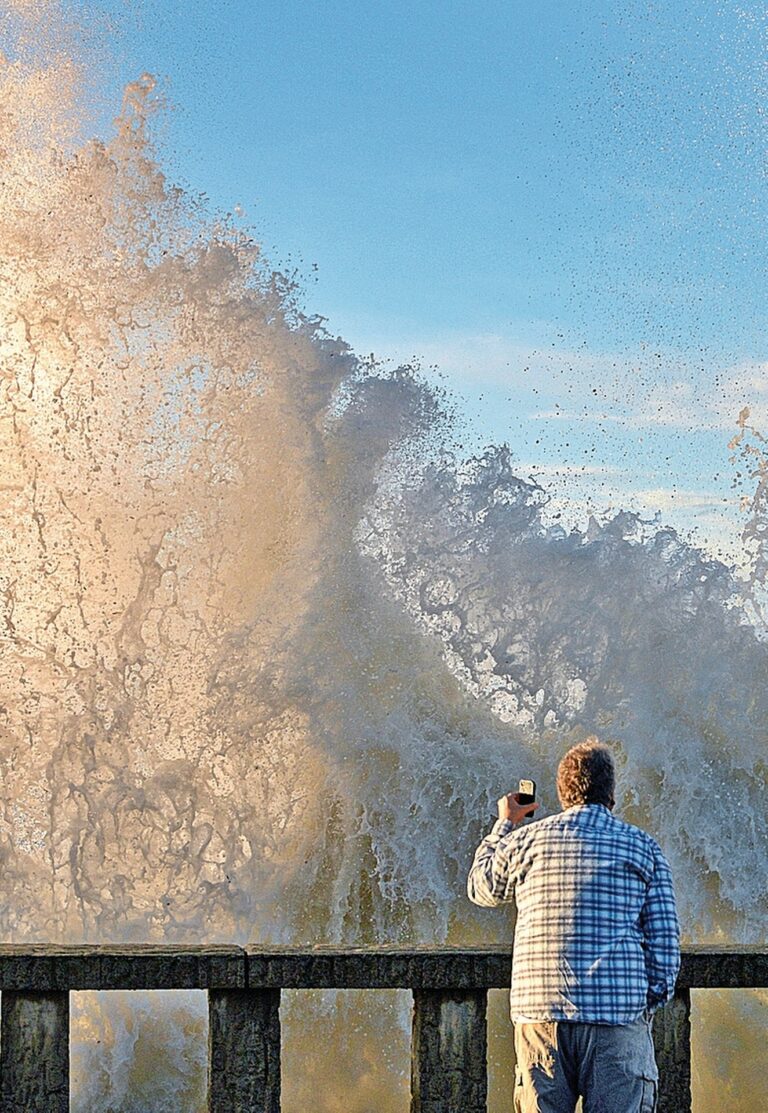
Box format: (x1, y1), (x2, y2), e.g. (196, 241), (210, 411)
(513, 1017), (658, 1113)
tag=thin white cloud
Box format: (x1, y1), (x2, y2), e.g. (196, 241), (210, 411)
(516, 462), (633, 478)
(531, 409), (629, 424)
(342, 326), (625, 391)
(635, 488), (739, 512)
(348, 325), (768, 435)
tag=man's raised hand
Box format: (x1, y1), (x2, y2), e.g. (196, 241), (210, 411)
(497, 792), (541, 824)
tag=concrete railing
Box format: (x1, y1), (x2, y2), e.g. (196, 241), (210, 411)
(0, 944), (765, 1112)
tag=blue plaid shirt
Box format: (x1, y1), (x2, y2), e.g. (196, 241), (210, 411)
(467, 803), (680, 1024)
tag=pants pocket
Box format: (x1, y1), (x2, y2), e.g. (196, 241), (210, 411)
(641, 1077), (657, 1113)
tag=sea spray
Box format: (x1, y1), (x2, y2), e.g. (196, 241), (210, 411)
(1, 3), (766, 1109)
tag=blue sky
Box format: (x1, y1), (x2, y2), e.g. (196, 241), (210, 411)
(85, 0), (768, 562)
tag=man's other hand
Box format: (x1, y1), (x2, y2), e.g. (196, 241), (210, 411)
(497, 792), (541, 824)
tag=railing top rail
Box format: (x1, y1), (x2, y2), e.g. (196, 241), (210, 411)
(0, 944), (764, 992)
(0, 945), (245, 992)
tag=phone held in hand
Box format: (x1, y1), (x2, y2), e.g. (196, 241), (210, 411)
(518, 778), (536, 817)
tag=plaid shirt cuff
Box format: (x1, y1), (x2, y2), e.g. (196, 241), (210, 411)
(491, 818), (516, 837)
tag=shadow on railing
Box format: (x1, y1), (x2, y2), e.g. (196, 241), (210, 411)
(0, 944), (765, 1112)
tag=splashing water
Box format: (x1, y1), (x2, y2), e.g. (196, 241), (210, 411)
(1, 3), (766, 1109)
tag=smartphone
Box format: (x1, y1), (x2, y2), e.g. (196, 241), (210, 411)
(518, 778), (537, 817)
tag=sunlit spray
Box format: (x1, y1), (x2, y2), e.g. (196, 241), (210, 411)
(1, 3), (766, 1109)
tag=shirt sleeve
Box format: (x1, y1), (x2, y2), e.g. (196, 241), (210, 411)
(638, 842), (681, 1011)
(466, 818), (519, 907)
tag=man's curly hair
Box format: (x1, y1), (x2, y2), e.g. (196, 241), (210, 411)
(556, 738), (615, 809)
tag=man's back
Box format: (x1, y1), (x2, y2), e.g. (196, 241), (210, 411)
(468, 803), (680, 1024)
(467, 740), (680, 1112)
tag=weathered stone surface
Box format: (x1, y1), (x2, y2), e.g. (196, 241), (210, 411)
(0, 943), (760, 1113)
(0, 943), (763, 992)
(0, 944), (245, 990)
(208, 988), (281, 1113)
(245, 945), (512, 988)
(0, 991), (69, 1113)
(410, 989), (487, 1113)
(653, 989), (692, 1113)
(679, 945), (768, 989)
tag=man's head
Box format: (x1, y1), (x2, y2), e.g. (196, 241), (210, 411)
(556, 737), (615, 810)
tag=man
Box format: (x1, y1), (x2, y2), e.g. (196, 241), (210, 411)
(467, 738), (680, 1113)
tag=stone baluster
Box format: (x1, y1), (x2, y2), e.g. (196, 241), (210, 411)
(0, 990), (69, 1113)
(410, 988), (487, 1113)
(208, 987), (281, 1113)
(653, 988), (692, 1113)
